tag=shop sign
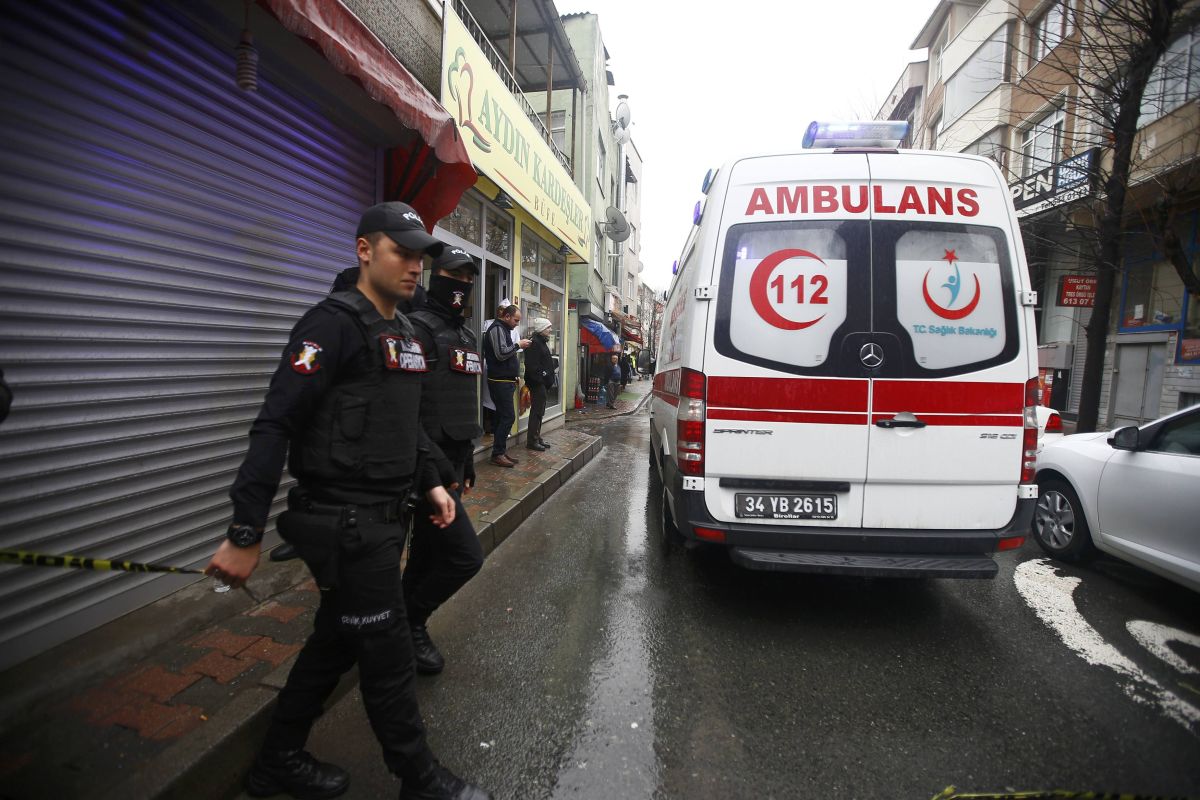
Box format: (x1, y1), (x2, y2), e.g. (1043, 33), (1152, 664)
(1058, 274), (1097, 307)
(441, 8), (591, 259)
(1182, 338), (1200, 361)
(1011, 148), (1098, 217)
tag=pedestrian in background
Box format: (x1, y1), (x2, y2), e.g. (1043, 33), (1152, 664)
(405, 246), (486, 675)
(605, 353), (621, 410)
(523, 318), (554, 451)
(483, 302), (529, 467)
(206, 201), (489, 800)
(619, 351), (633, 388)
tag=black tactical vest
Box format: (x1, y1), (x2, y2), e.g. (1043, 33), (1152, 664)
(289, 291), (428, 494)
(408, 309), (483, 444)
(483, 319), (520, 378)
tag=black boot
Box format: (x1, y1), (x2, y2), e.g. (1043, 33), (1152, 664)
(270, 542), (299, 562)
(245, 749), (349, 799)
(400, 763), (491, 800)
(410, 624), (445, 675)
(538, 438), (550, 448)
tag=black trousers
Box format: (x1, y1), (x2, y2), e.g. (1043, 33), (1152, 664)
(487, 379), (516, 455)
(404, 447), (484, 628)
(265, 497), (433, 782)
(527, 382), (547, 444)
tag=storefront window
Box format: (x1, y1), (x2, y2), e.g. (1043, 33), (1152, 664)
(519, 229), (566, 408)
(486, 209), (511, 261)
(521, 237), (539, 279)
(1122, 259), (1184, 329)
(541, 249), (565, 288)
(441, 193), (482, 244)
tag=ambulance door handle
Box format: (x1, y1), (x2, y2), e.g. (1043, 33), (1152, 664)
(875, 416), (926, 429)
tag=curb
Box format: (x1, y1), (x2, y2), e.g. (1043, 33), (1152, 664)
(102, 433), (603, 800)
(568, 385), (653, 423)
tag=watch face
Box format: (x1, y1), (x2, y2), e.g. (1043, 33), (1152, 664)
(229, 526), (258, 547)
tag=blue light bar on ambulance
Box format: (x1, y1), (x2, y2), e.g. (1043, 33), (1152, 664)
(802, 120), (909, 149)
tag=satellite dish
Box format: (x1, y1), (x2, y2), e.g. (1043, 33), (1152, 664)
(615, 99), (631, 130)
(614, 126), (631, 146)
(601, 206), (630, 243)
(635, 261), (644, 274)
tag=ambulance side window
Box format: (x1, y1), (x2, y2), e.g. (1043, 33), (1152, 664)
(714, 221), (868, 375)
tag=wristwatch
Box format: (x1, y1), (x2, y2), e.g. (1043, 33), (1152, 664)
(226, 523), (263, 548)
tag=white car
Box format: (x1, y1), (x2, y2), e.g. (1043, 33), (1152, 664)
(1035, 405), (1064, 453)
(1032, 404), (1200, 592)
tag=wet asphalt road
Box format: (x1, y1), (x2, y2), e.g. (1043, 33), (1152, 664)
(296, 406), (1200, 799)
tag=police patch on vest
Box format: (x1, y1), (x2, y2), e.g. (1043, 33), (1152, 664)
(380, 335), (427, 372)
(291, 341), (323, 375)
(449, 347), (482, 374)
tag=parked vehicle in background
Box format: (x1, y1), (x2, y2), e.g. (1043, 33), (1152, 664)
(1036, 405), (1064, 454)
(1032, 403), (1200, 593)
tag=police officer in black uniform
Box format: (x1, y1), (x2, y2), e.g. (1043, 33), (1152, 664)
(405, 246), (485, 674)
(206, 202), (490, 800)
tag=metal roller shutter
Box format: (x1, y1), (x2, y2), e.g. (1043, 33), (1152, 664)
(0, 0), (378, 668)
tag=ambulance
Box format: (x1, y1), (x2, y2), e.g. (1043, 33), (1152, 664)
(649, 122), (1039, 578)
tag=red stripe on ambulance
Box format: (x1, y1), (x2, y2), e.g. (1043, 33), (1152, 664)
(707, 377), (868, 412)
(710, 408), (869, 425)
(873, 381), (1024, 414)
(745, 185), (980, 217)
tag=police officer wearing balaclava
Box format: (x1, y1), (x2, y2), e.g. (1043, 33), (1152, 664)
(206, 201), (490, 800)
(404, 246), (485, 674)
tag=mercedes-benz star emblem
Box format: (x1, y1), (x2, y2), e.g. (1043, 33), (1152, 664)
(859, 342), (885, 368)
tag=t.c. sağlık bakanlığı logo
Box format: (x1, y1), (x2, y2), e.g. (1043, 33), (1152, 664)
(922, 249), (981, 320)
(446, 48), (492, 153)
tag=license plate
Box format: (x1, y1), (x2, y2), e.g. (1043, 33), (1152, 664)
(735, 493), (837, 520)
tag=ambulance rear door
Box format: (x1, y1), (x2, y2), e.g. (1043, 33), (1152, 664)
(703, 152), (873, 529)
(860, 152), (1031, 531)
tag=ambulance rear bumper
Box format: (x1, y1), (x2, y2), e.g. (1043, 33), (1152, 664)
(676, 486), (1035, 579)
(729, 549), (999, 578)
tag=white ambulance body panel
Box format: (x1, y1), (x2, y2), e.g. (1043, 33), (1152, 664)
(650, 146), (1038, 578)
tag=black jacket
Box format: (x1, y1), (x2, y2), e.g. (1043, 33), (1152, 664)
(523, 334), (554, 387)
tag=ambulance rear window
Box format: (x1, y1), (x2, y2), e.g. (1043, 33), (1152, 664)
(892, 230), (1007, 370)
(716, 222), (861, 370)
(714, 219), (1019, 378)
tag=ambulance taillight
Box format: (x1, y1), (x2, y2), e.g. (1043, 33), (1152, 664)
(676, 368), (707, 477)
(1022, 378), (1039, 483)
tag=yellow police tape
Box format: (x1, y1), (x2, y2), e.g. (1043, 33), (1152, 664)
(933, 787), (1196, 799)
(0, 549), (206, 575)
(0, 549), (262, 602)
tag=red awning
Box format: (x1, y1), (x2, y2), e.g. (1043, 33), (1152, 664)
(260, 0), (477, 226)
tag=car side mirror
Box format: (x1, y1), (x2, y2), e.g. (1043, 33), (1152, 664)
(1108, 426), (1142, 451)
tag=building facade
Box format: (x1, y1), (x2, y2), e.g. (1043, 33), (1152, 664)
(880, 0), (1200, 427)
(0, 0), (617, 669)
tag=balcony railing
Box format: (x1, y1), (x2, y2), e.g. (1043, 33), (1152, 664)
(451, 0), (571, 171)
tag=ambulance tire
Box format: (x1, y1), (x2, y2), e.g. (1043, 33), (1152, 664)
(1032, 477), (1095, 563)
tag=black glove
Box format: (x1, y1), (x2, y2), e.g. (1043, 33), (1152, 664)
(462, 459), (476, 492)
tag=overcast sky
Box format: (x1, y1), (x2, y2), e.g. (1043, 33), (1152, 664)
(551, 0), (941, 292)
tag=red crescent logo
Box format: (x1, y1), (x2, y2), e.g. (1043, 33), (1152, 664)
(922, 269), (981, 320)
(749, 249), (827, 330)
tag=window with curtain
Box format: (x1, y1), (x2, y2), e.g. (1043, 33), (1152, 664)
(1020, 109), (1064, 176)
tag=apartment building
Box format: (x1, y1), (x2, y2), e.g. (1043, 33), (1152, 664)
(881, 0), (1200, 426)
